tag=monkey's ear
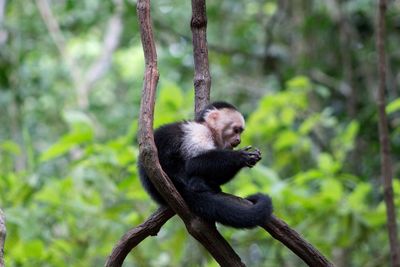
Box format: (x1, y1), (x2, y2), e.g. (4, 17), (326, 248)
(205, 109), (220, 122)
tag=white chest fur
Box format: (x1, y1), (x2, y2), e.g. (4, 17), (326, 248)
(181, 122), (215, 159)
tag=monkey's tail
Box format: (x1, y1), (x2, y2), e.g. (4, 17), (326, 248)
(182, 191), (273, 228)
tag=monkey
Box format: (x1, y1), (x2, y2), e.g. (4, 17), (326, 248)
(138, 101), (272, 228)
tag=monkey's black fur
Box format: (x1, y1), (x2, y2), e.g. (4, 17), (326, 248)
(139, 103), (272, 228)
(195, 101), (237, 122)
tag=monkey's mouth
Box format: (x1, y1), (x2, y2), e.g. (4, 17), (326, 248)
(226, 142), (239, 150)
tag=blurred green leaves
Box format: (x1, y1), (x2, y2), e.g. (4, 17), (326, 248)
(1, 0), (398, 266)
(40, 111), (94, 162)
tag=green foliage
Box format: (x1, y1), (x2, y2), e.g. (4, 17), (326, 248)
(40, 111), (95, 162)
(1, 0), (399, 266)
(387, 98), (400, 114)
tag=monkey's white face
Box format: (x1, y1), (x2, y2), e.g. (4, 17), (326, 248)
(204, 108), (245, 149)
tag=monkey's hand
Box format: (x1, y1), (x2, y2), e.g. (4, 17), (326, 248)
(239, 146), (262, 168)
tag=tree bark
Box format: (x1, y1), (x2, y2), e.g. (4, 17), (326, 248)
(0, 209), (6, 267)
(376, 1), (400, 266)
(106, 194), (334, 266)
(105, 207), (174, 266)
(191, 0), (211, 115)
(134, 0), (244, 266)
(263, 216), (333, 266)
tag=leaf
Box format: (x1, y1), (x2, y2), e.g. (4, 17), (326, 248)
(299, 114), (320, 135)
(62, 109), (93, 130)
(0, 140), (21, 155)
(318, 153), (341, 174)
(274, 130), (299, 150)
(286, 75), (311, 91)
(263, 2), (277, 15)
(386, 98), (400, 114)
(40, 128), (93, 162)
(320, 178), (343, 202)
(348, 183), (371, 212)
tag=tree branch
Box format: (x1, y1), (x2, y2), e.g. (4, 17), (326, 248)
(376, 0), (400, 266)
(0, 209), (6, 267)
(107, 1), (334, 266)
(191, 0), (211, 114)
(83, 0), (123, 97)
(0, 0), (7, 45)
(105, 207), (174, 267)
(224, 193), (333, 266)
(35, 0), (82, 92)
(263, 216), (333, 266)
(135, 0), (244, 266)
(36, 0), (123, 109)
(106, 193), (334, 266)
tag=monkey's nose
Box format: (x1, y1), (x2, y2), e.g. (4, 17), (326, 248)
(232, 139), (241, 147)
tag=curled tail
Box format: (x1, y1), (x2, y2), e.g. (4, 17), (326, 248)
(182, 190), (273, 228)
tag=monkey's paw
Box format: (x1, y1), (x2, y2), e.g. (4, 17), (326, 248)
(239, 146), (262, 168)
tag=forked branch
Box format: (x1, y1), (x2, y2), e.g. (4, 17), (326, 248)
(106, 0), (334, 266)
(124, 0), (245, 266)
(106, 193), (333, 266)
(105, 207), (174, 266)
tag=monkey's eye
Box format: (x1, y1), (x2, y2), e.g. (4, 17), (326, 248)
(233, 127), (243, 134)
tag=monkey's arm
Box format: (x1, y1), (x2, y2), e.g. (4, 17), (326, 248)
(185, 148), (261, 185)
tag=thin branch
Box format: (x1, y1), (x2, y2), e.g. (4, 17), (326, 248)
(135, 0), (244, 266)
(105, 207), (174, 267)
(327, 0), (357, 117)
(0, 0), (4, 23)
(36, 0), (123, 109)
(83, 0), (123, 96)
(0, 0), (7, 45)
(225, 193), (334, 266)
(376, 0), (400, 266)
(191, 0), (211, 115)
(35, 0), (81, 84)
(0, 209), (6, 267)
(263, 216), (333, 266)
(107, 193), (334, 266)
(154, 21), (264, 61)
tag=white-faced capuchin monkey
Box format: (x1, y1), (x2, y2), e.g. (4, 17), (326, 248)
(139, 101), (272, 228)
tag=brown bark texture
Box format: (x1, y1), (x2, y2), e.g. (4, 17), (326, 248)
(191, 0), (211, 114)
(106, 198), (334, 266)
(376, 1), (400, 266)
(105, 207), (174, 266)
(264, 216), (333, 266)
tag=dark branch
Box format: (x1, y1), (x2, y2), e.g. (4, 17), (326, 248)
(105, 207), (174, 267)
(191, 0), (211, 115)
(224, 193), (334, 266)
(83, 0), (123, 95)
(263, 216), (333, 266)
(0, 209), (6, 267)
(107, 193), (334, 267)
(134, 0), (245, 266)
(376, 0), (400, 266)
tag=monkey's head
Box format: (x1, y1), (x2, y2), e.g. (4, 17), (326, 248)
(196, 102), (245, 150)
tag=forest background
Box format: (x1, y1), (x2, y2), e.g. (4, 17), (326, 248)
(1, 0), (400, 266)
